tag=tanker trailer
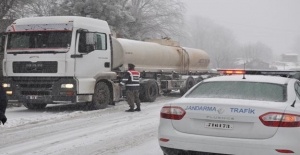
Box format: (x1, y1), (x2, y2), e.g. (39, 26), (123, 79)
(112, 38), (210, 101)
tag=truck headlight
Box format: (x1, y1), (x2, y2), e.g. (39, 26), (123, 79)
(2, 83), (10, 88)
(6, 91), (12, 95)
(61, 84), (74, 89)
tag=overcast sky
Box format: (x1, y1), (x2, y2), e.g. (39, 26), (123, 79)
(182, 0), (300, 57)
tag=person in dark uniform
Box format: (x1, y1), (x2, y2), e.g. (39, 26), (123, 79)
(0, 84), (7, 125)
(121, 63), (141, 112)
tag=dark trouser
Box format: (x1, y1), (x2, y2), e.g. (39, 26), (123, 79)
(0, 99), (7, 124)
(0, 99), (7, 114)
(126, 90), (140, 109)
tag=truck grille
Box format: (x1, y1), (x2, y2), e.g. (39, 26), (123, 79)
(12, 77), (60, 81)
(13, 61), (58, 73)
(21, 91), (50, 95)
(19, 84), (53, 88)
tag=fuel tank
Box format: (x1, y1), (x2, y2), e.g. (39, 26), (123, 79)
(112, 38), (210, 74)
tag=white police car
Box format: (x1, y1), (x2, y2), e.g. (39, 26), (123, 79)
(158, 74), (300, 155)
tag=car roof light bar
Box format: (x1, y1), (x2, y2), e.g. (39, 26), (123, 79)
(217, 69), (300, 79)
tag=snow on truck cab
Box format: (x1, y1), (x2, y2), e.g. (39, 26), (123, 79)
(0, 16), (213, 110)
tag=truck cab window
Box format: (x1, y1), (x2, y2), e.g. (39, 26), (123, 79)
(96, 33), (107, 50)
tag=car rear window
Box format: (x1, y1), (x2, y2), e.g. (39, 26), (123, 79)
(185, 81), (286, 102)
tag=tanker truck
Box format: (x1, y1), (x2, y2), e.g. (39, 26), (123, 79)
(0, 16), (212, 110)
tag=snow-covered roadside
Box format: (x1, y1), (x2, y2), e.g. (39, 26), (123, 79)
(0, 95), (178, 155)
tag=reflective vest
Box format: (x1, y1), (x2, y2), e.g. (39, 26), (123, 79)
(121, 70), (140, 89)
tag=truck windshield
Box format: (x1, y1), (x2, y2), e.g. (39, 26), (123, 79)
(7, 31), (72, 51)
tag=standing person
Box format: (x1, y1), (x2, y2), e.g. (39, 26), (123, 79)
(0, 84), (7, 125)
(121, 63), (141, 112)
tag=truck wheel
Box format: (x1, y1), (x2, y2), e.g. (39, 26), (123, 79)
(89, 82), (110, 110)
(140, 79), (158, 102)
(180, 76), (195, 96)
(196, 76), (204, 83)
(23, 103), (47, 110)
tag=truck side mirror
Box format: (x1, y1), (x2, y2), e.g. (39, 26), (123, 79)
(78, 31), (96, 53)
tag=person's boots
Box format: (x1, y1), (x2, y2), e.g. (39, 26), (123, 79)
(134, 107), (141, 112)
(125, 108), (134, 112)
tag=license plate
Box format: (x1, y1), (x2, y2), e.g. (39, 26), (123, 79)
(205, 122), (234, 130)
(26, 95), (39, 99)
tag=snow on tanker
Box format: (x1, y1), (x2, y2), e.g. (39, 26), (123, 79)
(0, 16), (213, 110)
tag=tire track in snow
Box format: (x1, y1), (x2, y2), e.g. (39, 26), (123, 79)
(0, 96), (177, 155)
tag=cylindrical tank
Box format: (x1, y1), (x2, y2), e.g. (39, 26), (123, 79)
(112, 38), (210, 73)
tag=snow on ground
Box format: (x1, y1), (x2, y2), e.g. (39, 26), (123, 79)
(0, 95), (179, 155)
(271, 61), (300, 70)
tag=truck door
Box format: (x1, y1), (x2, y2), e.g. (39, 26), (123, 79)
(73, 31), (111, 94)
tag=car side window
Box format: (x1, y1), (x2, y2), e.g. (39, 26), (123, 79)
(294, 82), (300, 99)
(95, 33), (107, 50)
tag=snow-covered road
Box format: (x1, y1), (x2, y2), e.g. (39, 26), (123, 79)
(0, 95), (179, 155)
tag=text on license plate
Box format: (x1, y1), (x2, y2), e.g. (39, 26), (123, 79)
(26, 95), (39, 99)
(205, 122), (234, 130)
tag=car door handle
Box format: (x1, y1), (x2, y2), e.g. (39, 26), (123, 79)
(71, 54), (83, 58)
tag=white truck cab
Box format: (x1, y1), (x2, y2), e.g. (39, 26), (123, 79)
(1, 16), (120, 109)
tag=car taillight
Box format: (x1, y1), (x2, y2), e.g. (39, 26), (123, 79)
(259, 112), (300, 127)
(160, 106), (186, 120)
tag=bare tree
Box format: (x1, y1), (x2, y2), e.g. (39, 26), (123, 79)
(56, 0), (80, 16)
(184, 16), (239, 69)
(243, 41), (273, 63)
(128, 0), (186, 40)
(4, 0), (185, 40)
(73, 0), (185, 39)
(15, 0), (60, 17)
(73, 0), (134, 38)
(10, 0), (82, 18)
(0, 0), (18, 19)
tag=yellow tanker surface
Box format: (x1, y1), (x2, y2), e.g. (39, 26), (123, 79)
(112, 38), (210, 74)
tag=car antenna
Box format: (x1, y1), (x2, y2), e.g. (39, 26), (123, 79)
(242, 62), (246, 79)
(291, 99), (296, 107)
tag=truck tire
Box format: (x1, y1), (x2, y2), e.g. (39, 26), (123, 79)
(196, 76), (204, 83)
(23, 103), (47, 110)
(140, 79), (158, 102)
(180, 76), (195, 96)
(89, 82), (110, 110)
